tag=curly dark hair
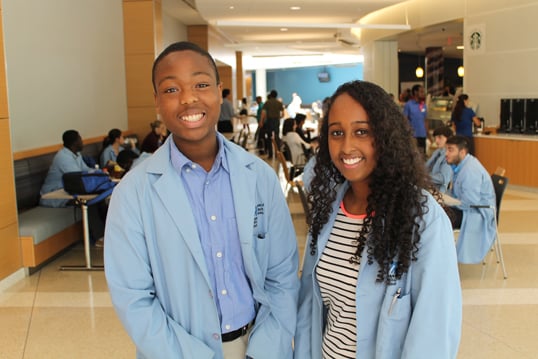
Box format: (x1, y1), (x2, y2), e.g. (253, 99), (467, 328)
(308, 80), (435, 283)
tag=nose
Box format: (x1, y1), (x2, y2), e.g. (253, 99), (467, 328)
(180, 89), (198, 105)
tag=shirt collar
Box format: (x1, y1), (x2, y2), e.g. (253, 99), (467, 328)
(451, 153), (469, 174)
(169, 133), (229, 174)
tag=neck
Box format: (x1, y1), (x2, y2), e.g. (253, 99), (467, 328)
(173, 135), (219, 172)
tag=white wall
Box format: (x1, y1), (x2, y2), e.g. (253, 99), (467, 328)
(161, 9), (188, 52)
(3, 0), (128, 151)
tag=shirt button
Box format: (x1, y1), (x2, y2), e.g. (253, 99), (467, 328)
(225, 324), (231, 331)
(210, 215), (217, 221)
(221, 289), (227, 295)
(205, 181), (210, 185)
(185, 168), (191, 173)
(216, 252), (222, 258)
(213, 333), (220, 340)
(191, 164), (197, 169)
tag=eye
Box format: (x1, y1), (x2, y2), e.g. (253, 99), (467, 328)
(355, 128), (370, 137)
(163, 87), (178, 94)
(329, 129), (344, 137)
(195, 82), (211, 89)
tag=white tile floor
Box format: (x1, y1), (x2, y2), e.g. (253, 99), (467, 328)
(2, 133), (538, 358)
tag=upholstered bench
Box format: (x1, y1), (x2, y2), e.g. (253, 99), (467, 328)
(18, 206), (82, 267)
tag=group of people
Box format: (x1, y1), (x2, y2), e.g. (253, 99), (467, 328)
(38, 120), (169, 246)
(403, 84), (482, 157)
(102, 41), (463, 359)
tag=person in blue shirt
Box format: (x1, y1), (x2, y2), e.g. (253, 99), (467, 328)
(445, 135), (496, 264)
(403, 84), (429, 156)
(104, 41), (299, 359)
(426, 126), (453, 193)
(451, 94), (481, 155)
(40, 130), (92, 207)
(295, 80), (461, 359)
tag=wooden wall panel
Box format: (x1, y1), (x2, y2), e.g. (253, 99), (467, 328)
(0, 9), (7, 119)
(124, 53), (155, 108)
(127, 106), (158, 141)
(0, 120), (16, 227)
(0, 224), (21, 280)
(123, 1), (155, 55)
(218, 65), (233, 102)
(475, 136), (538, 188)
(187, 25), (209, 50)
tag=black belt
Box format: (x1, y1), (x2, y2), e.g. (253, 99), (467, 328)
(221, 322), (252, 342)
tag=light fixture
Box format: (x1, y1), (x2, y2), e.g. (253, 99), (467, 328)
(416, 66), (424, 78)
(457, 65), (464, 77)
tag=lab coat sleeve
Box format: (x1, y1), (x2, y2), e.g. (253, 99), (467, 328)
(293, 236), (317, 359)
(430, 162), (453, 191)
(247, 174), (300, 359)
(104, 180), (215, 359)
(401, 201), (462, 358)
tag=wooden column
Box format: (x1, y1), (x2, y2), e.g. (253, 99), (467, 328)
(122, 0), (162, 141)
(236, 51), (244, 100)
(0, 0), (23, 280)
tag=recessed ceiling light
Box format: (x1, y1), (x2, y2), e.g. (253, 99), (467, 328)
(280, 28), (288, 32)
(229, 6), (235, 10)
(457, 45), (464, 50)
(290, 6), (301, 11)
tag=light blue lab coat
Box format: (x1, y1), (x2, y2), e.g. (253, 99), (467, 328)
(450, 154), (496, 264)
(426, 148), (452, 193)
(104, 135), (299, 359)
(295, 182), (462, 359)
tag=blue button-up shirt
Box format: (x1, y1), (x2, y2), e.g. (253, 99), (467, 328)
(169, 137), (255, 333)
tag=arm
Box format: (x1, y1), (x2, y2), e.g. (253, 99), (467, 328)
(104, 181), (215, 358)
(402, 199), (462, 358)
(247, 173), (300, 359)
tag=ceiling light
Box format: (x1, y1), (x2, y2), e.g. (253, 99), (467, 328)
(416, 66), (424, 78)
(214, 20), (411, 30)
(229, 6), (234, 10)
(457, 66), (464, 77)
(280, 28), (288, 32)
(290, 6), (301, 11)
(457, 45), (464, 50)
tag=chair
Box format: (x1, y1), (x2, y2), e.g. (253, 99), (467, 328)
(295, 180), (310, 225)
(455, 174), (508, 279)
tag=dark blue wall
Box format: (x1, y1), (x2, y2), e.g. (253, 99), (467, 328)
(262, 63), (363, 106)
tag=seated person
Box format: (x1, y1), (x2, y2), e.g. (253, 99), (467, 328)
(281, 117), (315, 166)
(116, 149), (151, 173)
(426, 126), (453, 193)
(40, 130), (92, 208)
(445, 135), (496, 264)
(40, 130), (105, 246)
(294, 113), (312, 143)
(99, 128), (137, 168)
(141, 120), (167, 153)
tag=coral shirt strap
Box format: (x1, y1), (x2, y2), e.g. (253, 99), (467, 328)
(340, 201), (367, 219)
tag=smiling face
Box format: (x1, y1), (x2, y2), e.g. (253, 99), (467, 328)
(327, 93), (377, 186)
(153, 50), (222, 148)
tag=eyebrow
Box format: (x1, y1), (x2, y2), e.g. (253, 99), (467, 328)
(156, 71), (215, 87)
(328, 120), (369, 127)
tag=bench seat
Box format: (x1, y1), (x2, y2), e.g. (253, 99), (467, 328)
(19, 207), (82, 267)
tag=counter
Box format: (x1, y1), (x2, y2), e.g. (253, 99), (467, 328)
(474, 134), (538, 188)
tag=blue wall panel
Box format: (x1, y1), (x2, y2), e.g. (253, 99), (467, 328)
(264, 64), (362, 106)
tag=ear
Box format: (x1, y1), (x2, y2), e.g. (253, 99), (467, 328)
(218, 82), (223, 105)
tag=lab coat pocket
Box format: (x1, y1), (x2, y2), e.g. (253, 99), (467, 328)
(375, 287), (412, 359)
(252, 232), (269, 276)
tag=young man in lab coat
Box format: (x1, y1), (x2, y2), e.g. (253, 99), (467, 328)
(104, 42), (299, 359)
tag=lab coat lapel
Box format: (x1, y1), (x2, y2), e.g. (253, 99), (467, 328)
(149, 143), (211, 286)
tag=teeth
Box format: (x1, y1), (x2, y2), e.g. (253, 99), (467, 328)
(343, 157), (362, 165)
(181, 113), (203, 122)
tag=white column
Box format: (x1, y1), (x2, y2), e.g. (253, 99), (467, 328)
(362, 40), (399, 97)
(255, 69), (267, 100)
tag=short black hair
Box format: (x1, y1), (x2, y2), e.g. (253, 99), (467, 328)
(151, 41), (220, 92)
(62, 130), (80, 147)
(446, 135), (469, 151)
(269, 90), (278, 98)
(222, 88), (231, 98)
(433, 126), (453, 138)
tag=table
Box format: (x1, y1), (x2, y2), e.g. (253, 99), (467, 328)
(41, 189), (104, 271)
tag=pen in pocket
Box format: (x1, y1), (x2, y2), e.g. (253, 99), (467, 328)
(388, 287), (402, 315)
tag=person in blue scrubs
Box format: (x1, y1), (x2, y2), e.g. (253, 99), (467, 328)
(445, 135), (496, 264)
(426, 126), (453, 193)
(104, 42), (299, 359)
(403, 84), (429, 156)
(451, 94), (482, 155)
(295, 80), (462, 359)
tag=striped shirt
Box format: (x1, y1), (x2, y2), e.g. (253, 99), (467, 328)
(315, 203), (365, 359)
